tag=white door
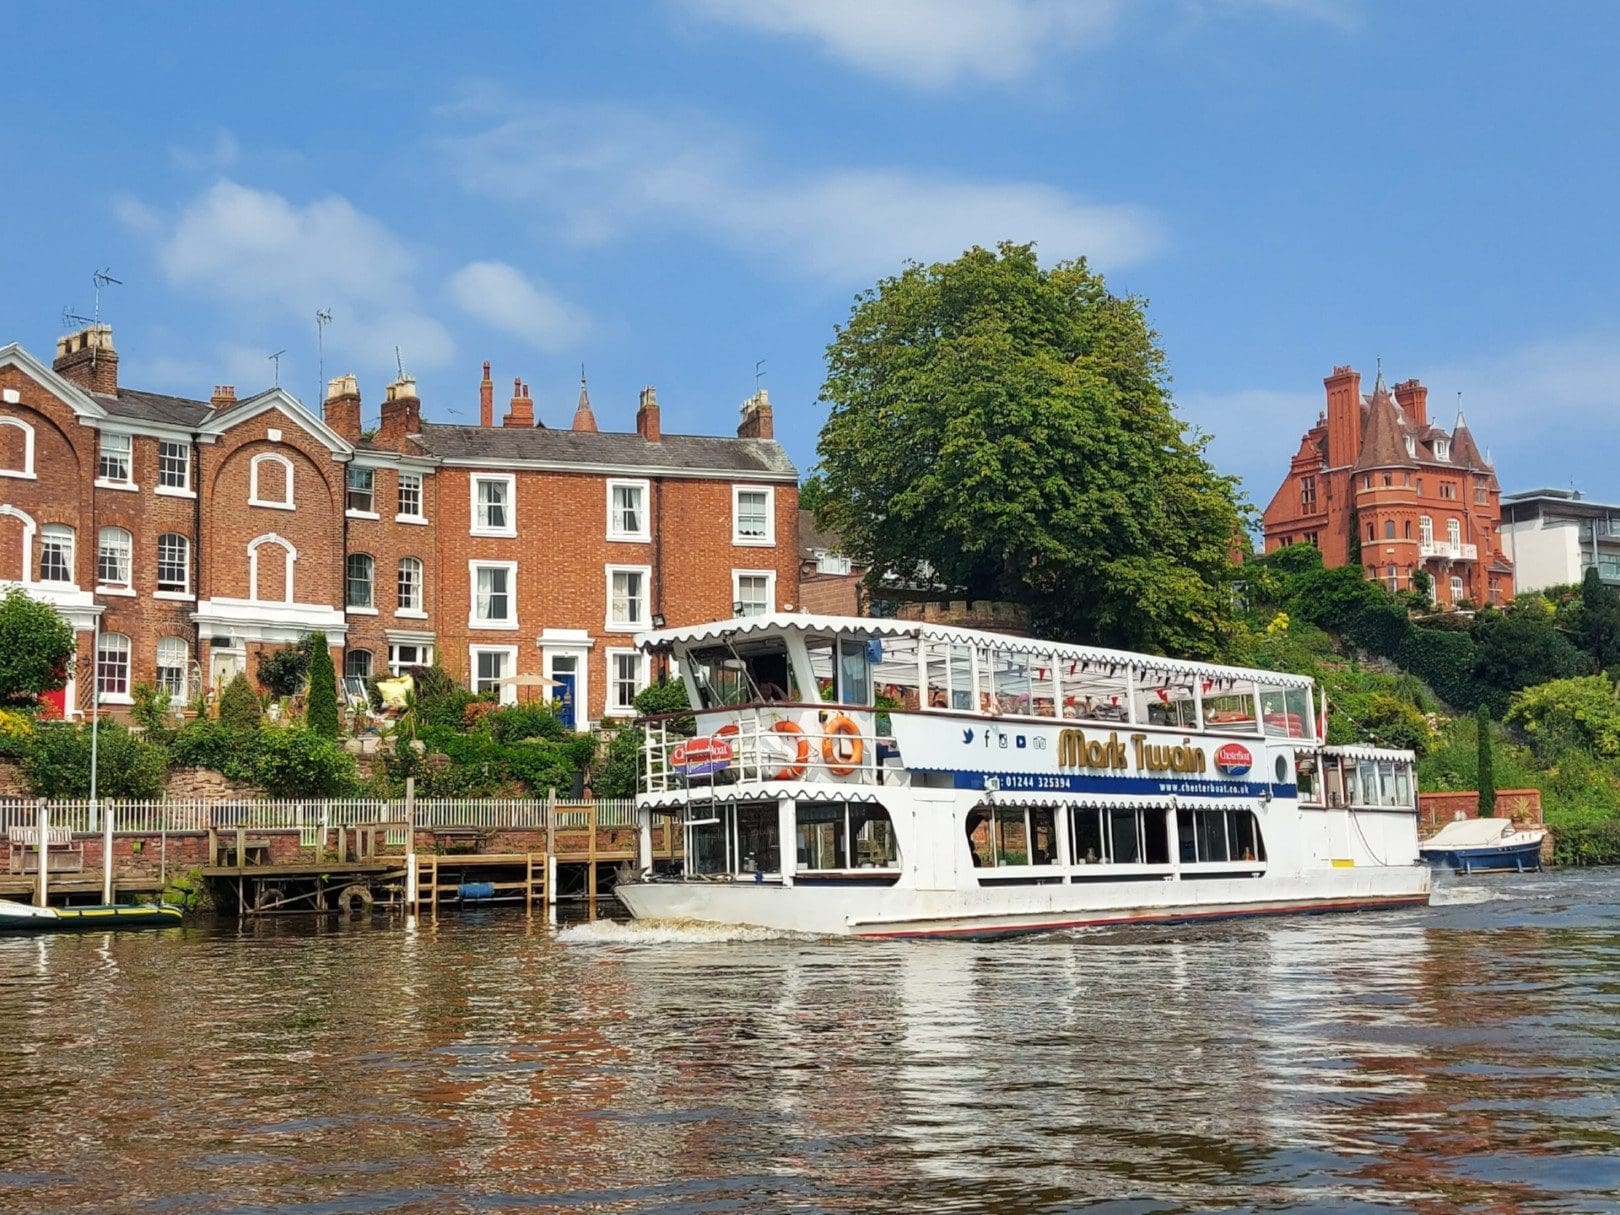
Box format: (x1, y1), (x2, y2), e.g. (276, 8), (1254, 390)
(211, 648), (245, 695)
(909, 789), (960, 891)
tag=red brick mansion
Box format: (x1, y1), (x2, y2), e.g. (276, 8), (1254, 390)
(0, 325), (798, 727)
(1260, 364), (1513, 607)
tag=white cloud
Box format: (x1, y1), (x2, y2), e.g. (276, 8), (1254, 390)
(446, 260), (590, 352)
(121, 179), (454, 375)
(680, 0), (1118, 89)
(169, 129), (240, 172)
(439, 102), (1164, 284)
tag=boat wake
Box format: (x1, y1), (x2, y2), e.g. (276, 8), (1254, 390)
(1429, 884), (1518, 906)
(557, 917), (825, 946)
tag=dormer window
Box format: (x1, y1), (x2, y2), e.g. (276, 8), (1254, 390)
(1434, 439), (1450, 462)
(1405, 435), (1416, 458)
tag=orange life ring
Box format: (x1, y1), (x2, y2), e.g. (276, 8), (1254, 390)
(821, 715), (863, 776)
(768, 720), (811, 780)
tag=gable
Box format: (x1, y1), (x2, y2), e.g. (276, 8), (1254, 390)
(201, 388), (354, 456)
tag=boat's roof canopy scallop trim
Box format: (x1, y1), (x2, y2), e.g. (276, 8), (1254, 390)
(635, 613), (1316, 690)
(641, 785), (887, 811)
(1321, 744), (1418, 763)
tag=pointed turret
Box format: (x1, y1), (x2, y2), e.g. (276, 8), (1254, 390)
(572, 368), (598, 433)
(1354, 381), (1417, 471)
(1450, 409), (1489, 471)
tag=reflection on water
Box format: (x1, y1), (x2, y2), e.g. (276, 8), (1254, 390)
(2, 872), (1619, 1213)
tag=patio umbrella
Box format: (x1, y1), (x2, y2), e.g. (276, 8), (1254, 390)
(497, 671), (563, 704)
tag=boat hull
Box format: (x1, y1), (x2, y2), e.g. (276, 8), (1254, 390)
(614, 867), (1431, 939)
(0, 901), (184, 934)
(1421, 839), (1543, 873)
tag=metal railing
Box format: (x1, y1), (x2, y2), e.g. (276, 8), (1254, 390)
(642, 708), (891, 794)
(0, 797), (636, 835)
(1419, 540), (1477, 561)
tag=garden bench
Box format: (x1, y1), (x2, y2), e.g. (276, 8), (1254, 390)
(6, 825), (84, 875)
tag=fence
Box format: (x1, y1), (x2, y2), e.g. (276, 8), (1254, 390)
(0, 797), (637, 836)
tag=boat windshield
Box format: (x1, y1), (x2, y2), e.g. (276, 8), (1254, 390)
(686, 641), (796, 708)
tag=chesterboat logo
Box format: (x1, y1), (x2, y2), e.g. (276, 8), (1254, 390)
(1213, 742), (1253, 776)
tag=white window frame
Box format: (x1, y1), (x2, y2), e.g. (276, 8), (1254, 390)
(156, 439), (193, 496)
(471, 473), (517, 537)
(247, 533), (298, 603)
(732, 568), (776, 617)
(396, 471), (426, 523)
(155, 533), (191, 597)
(346, 553), (376, 612)
(605, 564), (652, 632)
(469, 559), (518, 630)
(731, 485), (775, 546)
(96, 430), (135, 489)
(156, 636), (189, 702)
(1419, 515), (1433, 545)
(1447, 517), (1461, 546)
(606, 478), (651, 542)
(604, 647), (648, 716)
(396, 556), (425, 617)
(249, 452), (295, 510)
(97, 526), (132, 591)
(1435, 439), (1451, 462)
(346, 464), (379, 518)
(0, 416), (37, 480)
(1450, 575), (1465, 602)
(388, 642), (434, 674)
(470, 645), (518, 704)
(344, 648), (374, 681)
(97, 632), (132, 704)
(38, 523), (74, 585)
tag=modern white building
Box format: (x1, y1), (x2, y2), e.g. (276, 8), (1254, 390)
(1499, 488), (1620, 593)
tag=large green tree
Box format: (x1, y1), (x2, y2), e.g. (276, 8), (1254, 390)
(305, 632), (339, 738)
(1578, 566), (1620, 673)
(814, 244), (1245, 657)
(0, 589), (75, 706)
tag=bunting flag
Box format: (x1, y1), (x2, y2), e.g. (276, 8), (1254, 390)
(1155, 688), (1170, 702)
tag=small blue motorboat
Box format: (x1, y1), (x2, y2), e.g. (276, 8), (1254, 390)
(1420, 819), (1546, 873)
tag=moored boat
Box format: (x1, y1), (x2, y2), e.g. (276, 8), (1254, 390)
(0, 898), (183, 933)
(1420, 818), (1546, 873)
(615, 614), (1431, 938)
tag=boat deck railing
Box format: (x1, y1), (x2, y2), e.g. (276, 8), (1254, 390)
(641, 706), (897, 794)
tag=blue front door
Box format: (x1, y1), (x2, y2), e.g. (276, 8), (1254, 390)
(555, 672), (577, 728)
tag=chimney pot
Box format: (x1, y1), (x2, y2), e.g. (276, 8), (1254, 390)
(323, 372), (362, 443)
(210, 384), (237, 408)
(502, 375), (535, 428)
(636, 384), (662, 443)
(480, 361), (494, 427)
(737, 387), (774, 440)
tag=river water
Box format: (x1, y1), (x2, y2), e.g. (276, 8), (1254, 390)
(1, 871), (1618, 1214)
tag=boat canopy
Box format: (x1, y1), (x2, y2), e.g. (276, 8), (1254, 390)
(1424, 818), (1531, 847)
(635, 613), (1316, 690)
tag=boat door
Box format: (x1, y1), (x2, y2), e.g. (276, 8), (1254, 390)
(909, 789), (960, 891)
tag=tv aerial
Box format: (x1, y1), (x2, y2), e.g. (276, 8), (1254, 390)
(268, 349), (286, 387)
(91, 268), (122, 324)
(316, 308), (333, 402)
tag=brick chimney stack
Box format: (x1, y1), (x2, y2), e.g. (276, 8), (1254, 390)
(503, 377), (535, 428)
(379, 375), (421, 446)
(210, 385), (237, 409)
(480, 361), (493, 427)
(737, 388), (773, 439)
(324, 373), (362, 443)
(1324, 364), (1363, 469)
(636, 385), (661, 443)
(1393, 378), (1428, 431)
(53, 325), (118, 395)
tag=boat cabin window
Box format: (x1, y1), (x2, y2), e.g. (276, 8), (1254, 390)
(1259, 684), (1313, 739)
(1137, 680), (1199, 729)
(1346, 758), (1412, 808)
(1055, 659), (1129, 722)
(795, 800), (899, 869)
(923, 639), (975, 711)
(1203, 688), (1259, 733)
(1176, 809), (1266, 863)
(1070, 806), (1171, 865)
(687, 643), (797, 707)
(966, 804), (1060, 867)
(684, 800), (781, 877)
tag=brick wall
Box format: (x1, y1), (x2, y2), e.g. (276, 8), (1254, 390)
(1418, 788), (1543, 831)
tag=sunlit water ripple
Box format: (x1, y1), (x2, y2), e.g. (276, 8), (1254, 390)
(2, 870), (1618, 1213)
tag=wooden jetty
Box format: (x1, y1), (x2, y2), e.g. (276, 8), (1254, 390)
(1, 789), (676, 920)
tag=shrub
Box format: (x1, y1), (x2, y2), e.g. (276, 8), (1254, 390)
(171, 718), (265, 784)
(218, 672), (263, 731)
(20, 721), (167, 800)
(257, 643), (311, 698)
(1345, 602), (1411, 658)
(488, 702), (570, 743)
(408, 665), (472, 732)
(131, 683), (176, 741)
(0, 706), (34, 758)
(1397, 627), (1482, 711)
(0, 588), (75, 706)
(305, 632), (339, 738)
(254, 726), (359, 797)
(1553, 819), (1620, 867)
(1477, 705), (1495, 817)
(1505, 675), (1620, 761)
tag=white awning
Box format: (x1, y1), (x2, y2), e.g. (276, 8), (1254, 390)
(1323, 745), (1417, 763)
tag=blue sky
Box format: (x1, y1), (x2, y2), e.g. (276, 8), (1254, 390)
(3, 1), (1616, 511)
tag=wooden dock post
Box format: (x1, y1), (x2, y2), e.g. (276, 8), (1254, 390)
(587, 799), (598, 905)
(545, 787), (557, 908)
(429, 854), (438, 921)
(33, 800), (48, 909)
(405, 776), (418, 917)
(525, 853), (534, 919)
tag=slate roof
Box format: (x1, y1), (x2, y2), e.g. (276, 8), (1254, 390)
(1449, 413), (1490, 471)
(798, 508), (846, 559)
(1353, 383), (1415, 470)
(93, 388), (213, 428)
(415, 422), (797, 478)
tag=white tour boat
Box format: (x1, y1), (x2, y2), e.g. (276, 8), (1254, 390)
(615, 614), (1430, 939)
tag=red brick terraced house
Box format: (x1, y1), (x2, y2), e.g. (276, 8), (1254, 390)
(0, 326), (799, 728)
(1260, 364), (1513, 608)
